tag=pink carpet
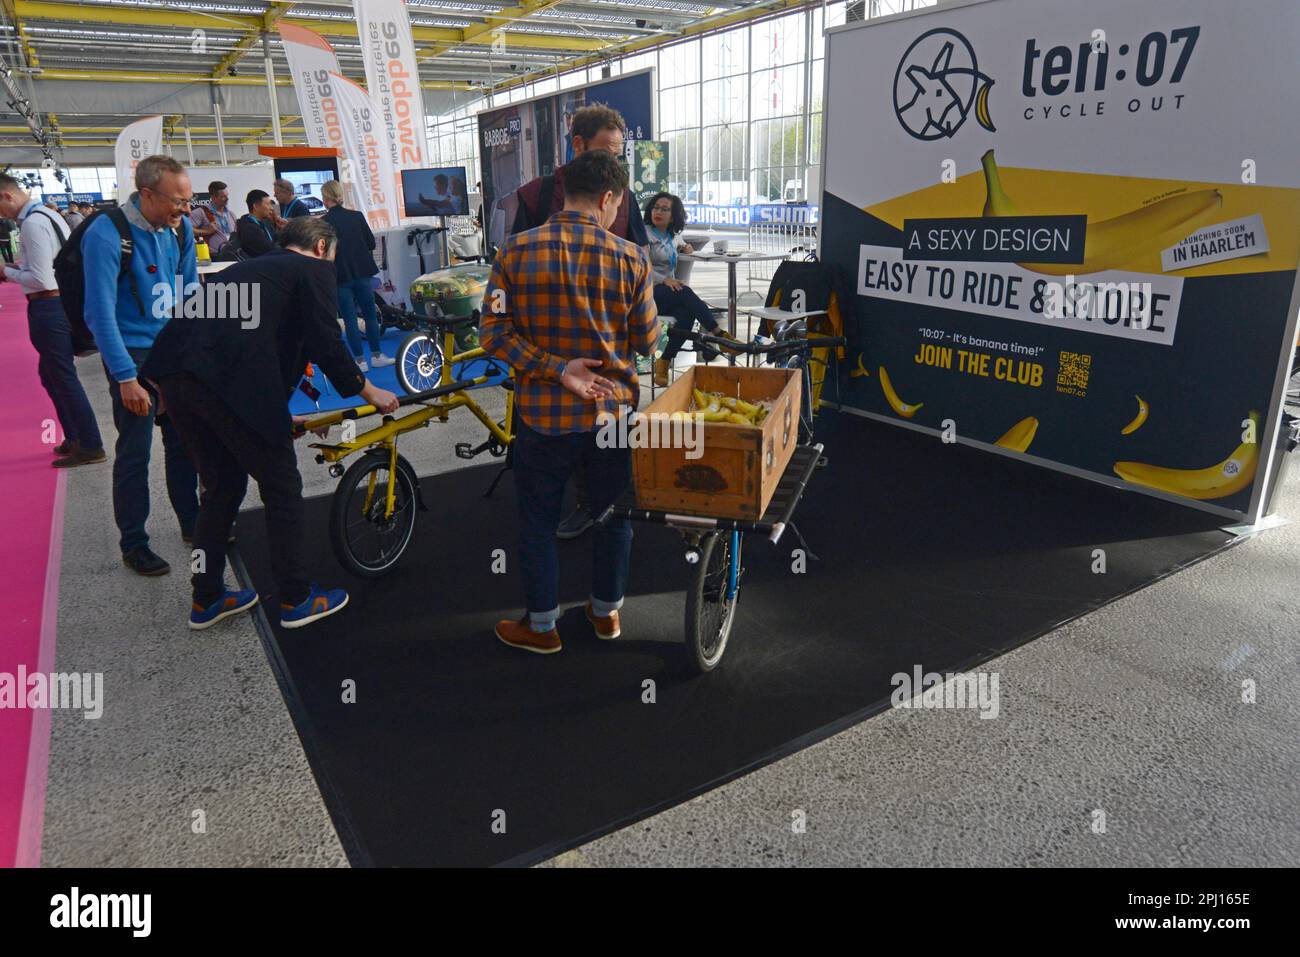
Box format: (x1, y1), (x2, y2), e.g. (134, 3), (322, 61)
(0, 279), (66, 867)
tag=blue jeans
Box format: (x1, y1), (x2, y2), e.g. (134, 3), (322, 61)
(27, 296), (103, 451)
(337, 277), (381, 357)
(513, 418), (633, 626)
(654, 282), (720, 362)
(103, 347), (200, 553)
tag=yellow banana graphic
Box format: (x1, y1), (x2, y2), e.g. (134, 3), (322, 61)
(850, 354), (870, 378)
(1113, 411), (1260, 500)
(980, 149), (1019, 217)
(994, 416), (1038, 453)
(878, 366), (922, 418)
(981, 150), (1222, 275)
(975, 83), (996, 133)
(1121, 395), (1149, 435)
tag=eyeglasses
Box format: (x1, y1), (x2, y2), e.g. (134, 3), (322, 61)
(143, 186), (194, 210)
(651, 204), (673, 213)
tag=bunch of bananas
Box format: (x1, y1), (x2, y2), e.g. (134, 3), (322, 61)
(673, 388), (770, 427)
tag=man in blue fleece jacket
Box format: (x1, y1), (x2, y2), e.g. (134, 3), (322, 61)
(83, 154), (200, 577)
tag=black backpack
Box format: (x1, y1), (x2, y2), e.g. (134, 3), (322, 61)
(214, 229), (249, 262)
(50, 207), (177, 358)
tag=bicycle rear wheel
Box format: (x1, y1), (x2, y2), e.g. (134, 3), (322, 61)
(329, 452), (419, 578)
(684, 530), (741, 672)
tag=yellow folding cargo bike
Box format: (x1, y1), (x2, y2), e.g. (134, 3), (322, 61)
(294, 266), (514, 578)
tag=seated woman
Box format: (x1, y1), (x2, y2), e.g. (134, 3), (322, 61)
(644, 192), (739, 386)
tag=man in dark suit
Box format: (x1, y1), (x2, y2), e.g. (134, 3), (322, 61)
(142, 216), (399, 631)
(236, 189), (278, 257)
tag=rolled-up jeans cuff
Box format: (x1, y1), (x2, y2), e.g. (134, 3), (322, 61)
(589, 594), (623, 616)
(528, 607), (560, 631)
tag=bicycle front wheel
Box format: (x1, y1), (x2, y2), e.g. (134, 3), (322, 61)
(329, 453), (419, 578)
(396, 330), (443, 395)
(684, 531), (741, 672)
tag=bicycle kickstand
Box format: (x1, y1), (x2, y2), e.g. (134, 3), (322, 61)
(483, 457), (512, 498)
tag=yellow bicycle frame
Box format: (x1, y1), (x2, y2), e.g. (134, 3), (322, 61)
(299, 324), (515, 520)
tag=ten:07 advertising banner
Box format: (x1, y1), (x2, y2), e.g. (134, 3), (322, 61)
(352, 0), (427, 192)
(114, 115), (163, 201)
(819, 0), (1300, 522)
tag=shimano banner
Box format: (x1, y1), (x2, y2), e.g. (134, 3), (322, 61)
(684, 203), (820, 228)
(820, 0), (1300, 522)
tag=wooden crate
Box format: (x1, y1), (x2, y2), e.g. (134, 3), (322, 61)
(632, 364), (801, 520)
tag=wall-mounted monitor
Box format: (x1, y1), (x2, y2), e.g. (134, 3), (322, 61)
(401, 166), (470, 217)
(272, 156), (340, 215)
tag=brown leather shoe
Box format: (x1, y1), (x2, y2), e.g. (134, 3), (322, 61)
(495, 615), (561, 654)
(585, 602), (621, 640)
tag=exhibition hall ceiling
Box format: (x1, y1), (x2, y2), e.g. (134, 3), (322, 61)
(0, 0), (815, 156)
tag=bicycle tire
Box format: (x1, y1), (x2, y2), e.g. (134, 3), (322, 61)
(329, 452), (419, 578)
(396, 330), (443, 395)
(684, 531), (740, 672)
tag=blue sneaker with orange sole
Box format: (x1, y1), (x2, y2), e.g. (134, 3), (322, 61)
(190, 589), (259, 630)
(280, 584), (349, 630)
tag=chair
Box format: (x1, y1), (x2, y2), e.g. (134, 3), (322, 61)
(739, 259), (856, 412)
(642, 254), (710, 398)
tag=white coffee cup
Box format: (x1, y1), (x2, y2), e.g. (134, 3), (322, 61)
(713, 238), (729, 254)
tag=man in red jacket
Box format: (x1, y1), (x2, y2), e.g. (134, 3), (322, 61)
(510, 104), (649, 246)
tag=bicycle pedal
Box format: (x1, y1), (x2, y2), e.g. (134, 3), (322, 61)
(454, 443), (475, 459)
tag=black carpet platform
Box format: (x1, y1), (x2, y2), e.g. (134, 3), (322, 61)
(233, 409), (1235, 866)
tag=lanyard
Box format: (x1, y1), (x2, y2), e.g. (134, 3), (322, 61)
(651, 228), (676, 273)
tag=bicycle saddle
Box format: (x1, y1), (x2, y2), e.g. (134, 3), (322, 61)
(773, 317), (808, 340)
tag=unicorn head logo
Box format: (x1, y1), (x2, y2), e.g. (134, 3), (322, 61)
(894, 28), (996, 141)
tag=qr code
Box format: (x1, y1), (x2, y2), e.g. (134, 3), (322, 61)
(1057, 351), (1092, 390)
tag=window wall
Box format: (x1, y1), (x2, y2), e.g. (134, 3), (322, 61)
(3, 166), (117, 202)
(427, 1), (937, 215)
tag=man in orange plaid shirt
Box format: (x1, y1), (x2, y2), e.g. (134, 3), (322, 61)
(481, 149), (662, 654)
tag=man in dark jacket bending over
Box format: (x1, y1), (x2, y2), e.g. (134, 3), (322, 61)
(142, 216), (399, 631)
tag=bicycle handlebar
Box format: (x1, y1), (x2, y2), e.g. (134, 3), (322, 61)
(403, 309), (477, 329)
(291, 376), (483, 435)
(686, 329), (848, 357)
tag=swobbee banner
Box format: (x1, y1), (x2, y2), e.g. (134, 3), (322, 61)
(352, 0), (428, 204)
(821, 0), (1300, 520)
(329, 72), (400, 230)
(278, 24), (396, 229)
(114, 115), (163, 202)
(278, 23), (341, 150)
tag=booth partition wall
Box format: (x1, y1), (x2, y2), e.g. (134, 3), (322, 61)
(425, 1), (934, 217)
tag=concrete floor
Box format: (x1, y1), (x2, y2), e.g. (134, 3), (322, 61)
(38, 260), (1300, 867)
